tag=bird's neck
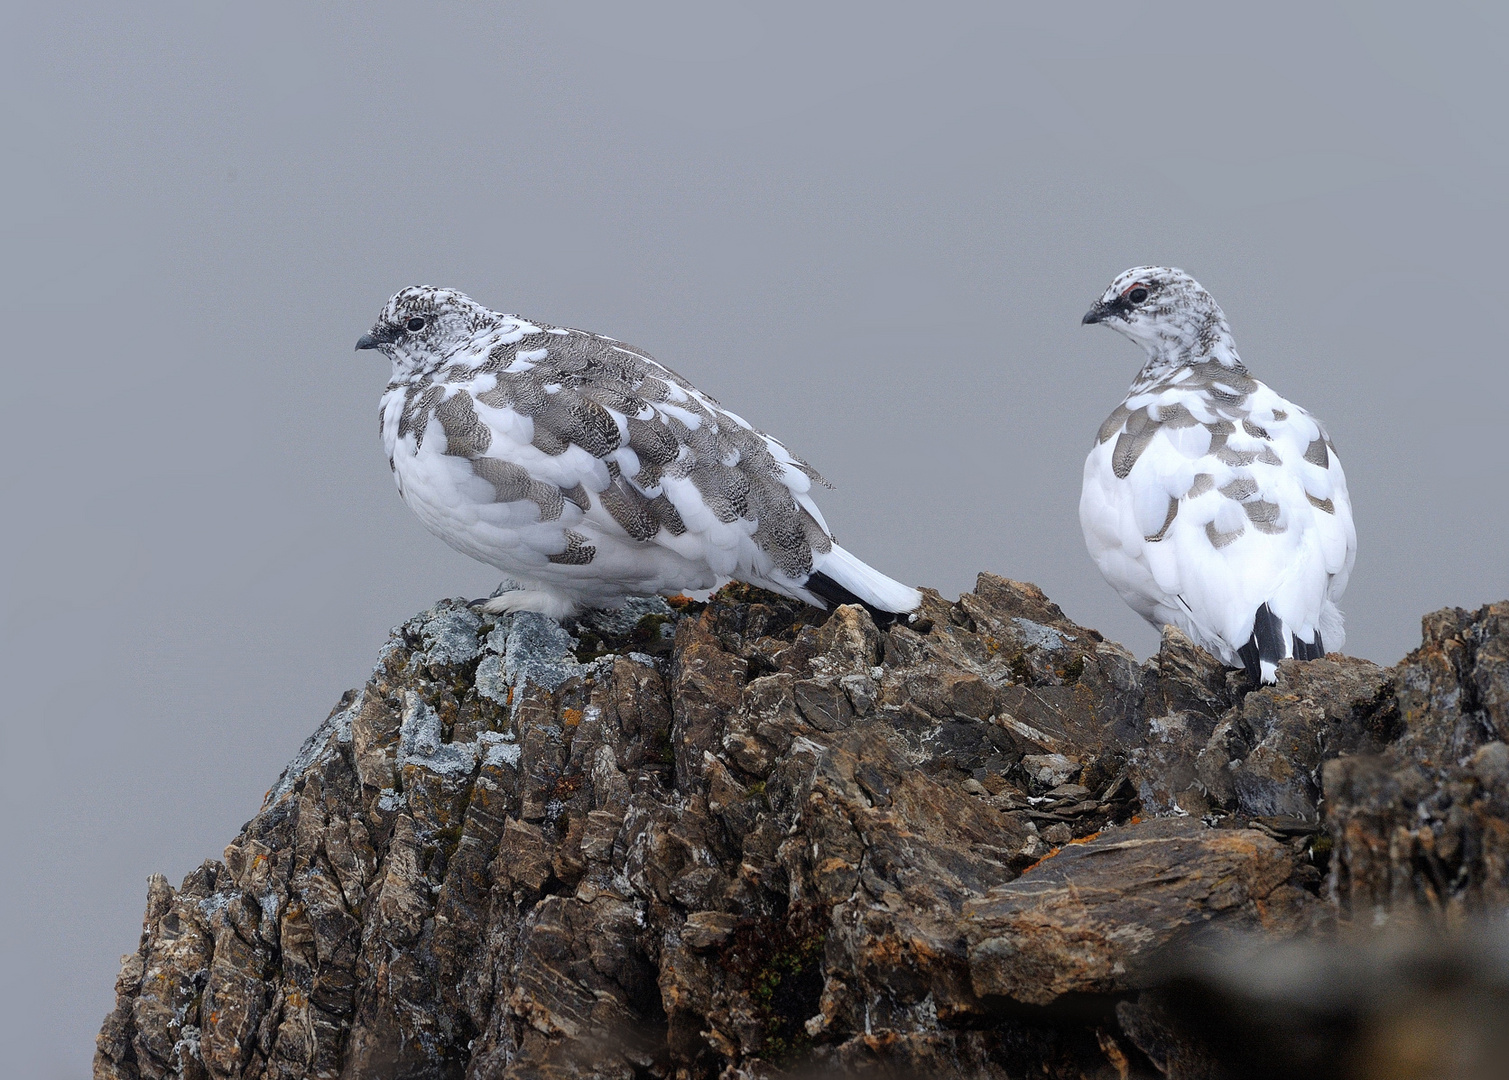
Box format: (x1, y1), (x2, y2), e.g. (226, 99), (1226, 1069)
(390, 355), (453, 386)
(1131, 316), (1244, 389)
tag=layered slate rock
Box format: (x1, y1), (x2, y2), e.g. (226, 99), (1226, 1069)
(965, 818), (1316, 1006)
(94, 581), (1509, 1080)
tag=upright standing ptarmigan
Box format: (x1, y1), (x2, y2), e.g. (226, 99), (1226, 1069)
(357, 286), (921, 621)
(1079, 267), (1356, 683)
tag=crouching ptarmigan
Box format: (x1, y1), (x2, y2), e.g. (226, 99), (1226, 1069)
(1079, 267), (1356, 683)
(356, 286), (921, 621)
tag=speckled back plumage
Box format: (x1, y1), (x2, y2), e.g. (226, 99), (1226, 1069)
(361, 286), (920, 619)
(1079, 267), (1356, 683)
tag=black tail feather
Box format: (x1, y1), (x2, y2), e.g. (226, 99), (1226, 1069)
(1236, 602), (1287, 685)
(1292, 631), (1325, 661)
(805, 570), (905, 629)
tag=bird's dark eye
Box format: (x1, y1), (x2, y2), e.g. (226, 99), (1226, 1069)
(1127, 287), (1149, 305)
(406, 317), (426, 332)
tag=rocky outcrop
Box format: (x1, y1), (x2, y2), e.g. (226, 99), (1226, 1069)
(1325, 604), (1509, 924)
(93, 581), (1509, 1079)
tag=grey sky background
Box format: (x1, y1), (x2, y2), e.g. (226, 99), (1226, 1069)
(3, 2), (1507, 1073)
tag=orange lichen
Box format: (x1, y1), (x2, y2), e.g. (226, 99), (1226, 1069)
(1021, 849), (1061, 874)
(1019, 830), (1104, 874)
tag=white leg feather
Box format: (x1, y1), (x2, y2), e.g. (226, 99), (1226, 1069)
(477, 588), (582, 620)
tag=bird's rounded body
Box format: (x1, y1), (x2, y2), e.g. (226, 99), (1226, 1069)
(1080, 268), (1356, 682)
(366, 288), (920, 620)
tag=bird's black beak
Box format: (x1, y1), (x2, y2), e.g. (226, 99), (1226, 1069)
(355, 334), (379, 351)
(1082, 296), (1127, 325)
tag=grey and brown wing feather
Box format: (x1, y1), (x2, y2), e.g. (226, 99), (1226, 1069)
(444, 326), (833, 574)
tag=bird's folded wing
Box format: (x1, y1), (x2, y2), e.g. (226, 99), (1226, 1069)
(435, 325), (835, 580)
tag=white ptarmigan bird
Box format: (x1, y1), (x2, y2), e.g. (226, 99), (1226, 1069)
(357, 286), (921, 621)
(1079, 267), (1356, 684)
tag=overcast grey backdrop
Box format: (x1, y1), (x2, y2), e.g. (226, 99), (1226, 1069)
(3, 1), (1507, 1073)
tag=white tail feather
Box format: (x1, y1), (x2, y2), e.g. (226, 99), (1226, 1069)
(811, 544), (921, 613)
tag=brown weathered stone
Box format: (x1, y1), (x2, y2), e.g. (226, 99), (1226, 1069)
(964, 818), (1301, 1005)
(1197, 654), (1394, 819)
